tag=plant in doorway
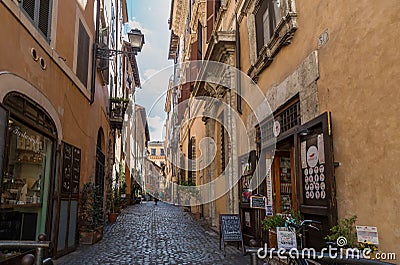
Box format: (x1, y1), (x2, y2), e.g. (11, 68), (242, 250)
(79, 182), (104, 245)
(108, 186), (120, 223)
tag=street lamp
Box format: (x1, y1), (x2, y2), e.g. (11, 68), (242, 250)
(127, 29), (145, 54)
(97, 28), (145, 59)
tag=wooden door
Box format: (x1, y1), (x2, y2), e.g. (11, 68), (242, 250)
(55, 142), (81, 257)
(295, 112), (337, 249)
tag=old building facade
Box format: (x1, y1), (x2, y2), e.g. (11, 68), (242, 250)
(168, 0), (400, 254)
(0, 0), (143, 262)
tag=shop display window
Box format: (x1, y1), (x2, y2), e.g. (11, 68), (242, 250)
(1, 119), (52, 208)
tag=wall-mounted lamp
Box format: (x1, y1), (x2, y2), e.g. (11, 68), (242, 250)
(299, 128), (312, 136)
(97, 28), (145, 59)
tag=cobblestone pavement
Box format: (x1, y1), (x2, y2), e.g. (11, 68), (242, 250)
(55, 202), (250, 265)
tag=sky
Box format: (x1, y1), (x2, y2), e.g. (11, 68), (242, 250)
(126, 0), (173, 141)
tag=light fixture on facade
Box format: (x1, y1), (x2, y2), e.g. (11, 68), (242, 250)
(96, 28), (145, 59)
(299, 128), (312, 136)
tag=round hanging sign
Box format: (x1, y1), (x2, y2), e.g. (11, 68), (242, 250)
(273, 121), (281, 137)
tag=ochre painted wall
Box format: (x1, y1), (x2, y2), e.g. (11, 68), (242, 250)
(237, 0), (400, 253)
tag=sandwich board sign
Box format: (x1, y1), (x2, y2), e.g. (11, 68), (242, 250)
(219, 214), (244, 255)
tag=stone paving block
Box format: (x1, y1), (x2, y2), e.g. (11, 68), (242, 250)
(54, 202), (249, 265)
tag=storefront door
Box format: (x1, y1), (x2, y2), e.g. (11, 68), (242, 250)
(55, 142), (81, 257)
(295, 112), (337, 249)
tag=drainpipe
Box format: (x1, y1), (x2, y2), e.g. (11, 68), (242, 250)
(90, 0), (101, 104)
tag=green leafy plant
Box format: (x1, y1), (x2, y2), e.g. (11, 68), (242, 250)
(325, 215), (357, 248)
(79, 182), (104, 231)
(262, 214), (286, 231)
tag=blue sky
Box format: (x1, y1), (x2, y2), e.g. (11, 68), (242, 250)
(126, 0), (173, 141)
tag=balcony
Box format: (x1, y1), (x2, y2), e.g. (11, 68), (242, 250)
(109, 97), (129, 130)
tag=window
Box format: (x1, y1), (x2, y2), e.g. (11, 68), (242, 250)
(76, 20), (90, 87)
(151, 149), (156, 156)
(20, 0), (53, 41)
(256, 0), (281, 53)
(246, 0), (297, 80)
(188, 137), (196, 184)
(160, 149), (165, 156)
(197, 22), (203, 59)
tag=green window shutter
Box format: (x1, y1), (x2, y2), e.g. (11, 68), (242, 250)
(38, 0), (52, 38)
(22, 0), (35, 21)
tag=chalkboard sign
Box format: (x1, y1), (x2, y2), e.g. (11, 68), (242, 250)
(62, 142), (81, 195)
(250, 195), (266, 209)
(220, 214), (244, 255)
(0, 104), (8, 183)
(71, 147), (81, 194)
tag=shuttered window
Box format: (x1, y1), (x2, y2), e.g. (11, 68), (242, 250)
(255, 0), (281, 54)
(20, 0), (53, 41)
(206, 0), (221, 42)
(76, 20), (90, 88)
(197, 22), (203, 59)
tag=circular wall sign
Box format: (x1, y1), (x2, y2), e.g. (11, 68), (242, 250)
(273, 121), (281, 137)
(307, 146), (319, 167)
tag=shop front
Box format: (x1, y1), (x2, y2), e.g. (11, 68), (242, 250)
(239, 95), (337, 249)
(0, 92), (57, 262)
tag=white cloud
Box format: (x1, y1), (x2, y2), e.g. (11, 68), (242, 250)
(147, 115), (165, 141)
(127, 19), (152, 36)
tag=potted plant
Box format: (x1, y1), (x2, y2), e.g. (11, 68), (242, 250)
(325, 215), (358, 249)
(79, 182), (104, 245)
(108, 186), (120, 223)
(262, 214), (286, 248)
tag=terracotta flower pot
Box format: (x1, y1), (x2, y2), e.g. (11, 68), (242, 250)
(268, 228), (278, 248)
(108, 212), (118, 223)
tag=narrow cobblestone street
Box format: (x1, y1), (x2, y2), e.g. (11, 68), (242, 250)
(55, 202), (249, 265)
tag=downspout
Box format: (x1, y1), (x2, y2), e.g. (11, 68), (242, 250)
(90, 0), (101, 104)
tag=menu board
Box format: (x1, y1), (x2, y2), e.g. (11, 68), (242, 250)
(220, 214), (244, 255)
(302, 134), (327, 203)
(72, 147), (81, 194)
(250, 195), (266, 209)
(62, 142), (81, 195)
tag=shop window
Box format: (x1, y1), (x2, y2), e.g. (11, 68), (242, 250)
(20, 0), (53, 41)
(1, 118), (53, 242)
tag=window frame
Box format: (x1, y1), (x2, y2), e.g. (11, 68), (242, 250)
(19, 0), (53, 42)
(245, 0), (298, 81)
(73, 11), (93, 90)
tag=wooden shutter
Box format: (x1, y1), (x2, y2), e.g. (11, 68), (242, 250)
(38, 0), (51, 38)
(76, 21), (90, 87)
(206, 0), (214, 42)
(197, 22), (203, 59)
(296, 112), (337, 250)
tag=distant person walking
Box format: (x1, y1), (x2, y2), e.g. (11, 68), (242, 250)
(154, 191), (159, 205)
